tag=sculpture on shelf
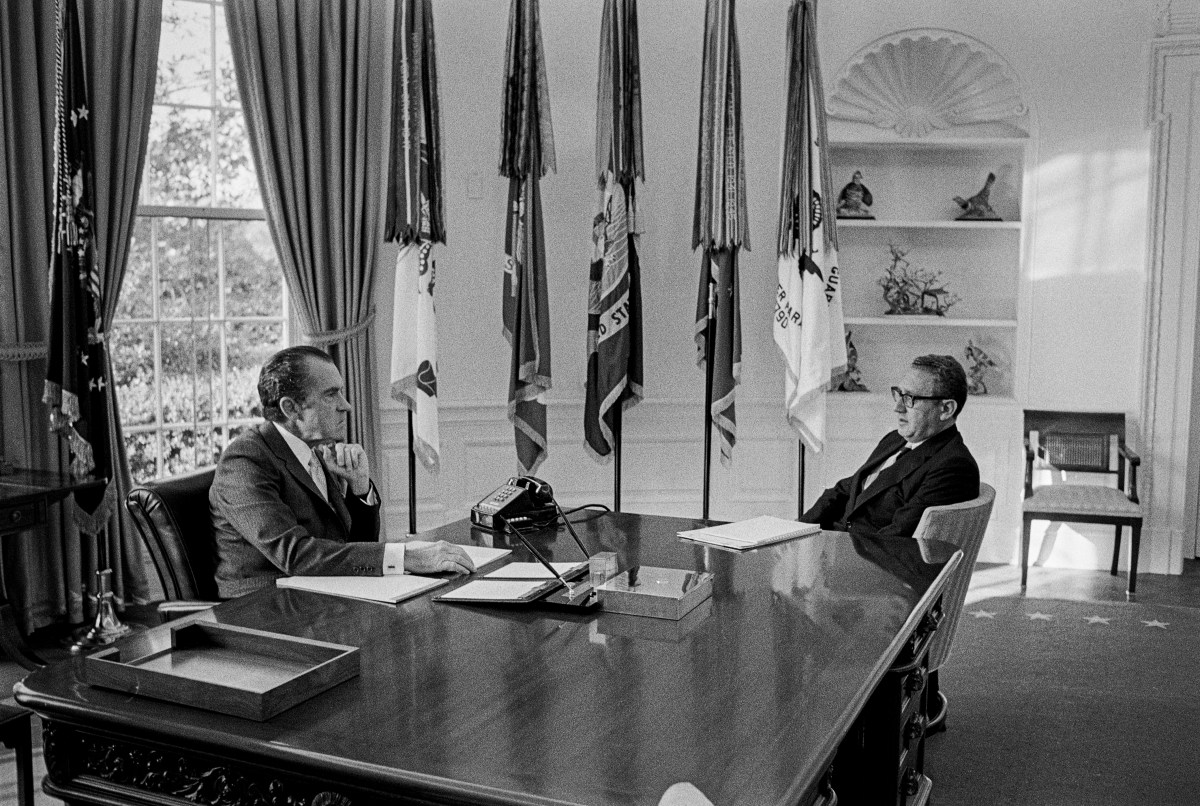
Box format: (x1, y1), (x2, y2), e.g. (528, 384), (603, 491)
(831, 331), (869, 392)
(878, 243), (959, 316)
(964, 339), (998, 395)
(836, 170), (874, 219)
(953, 171), (1001, 220)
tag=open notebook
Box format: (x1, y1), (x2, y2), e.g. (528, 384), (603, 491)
(677, 515), (820, 550)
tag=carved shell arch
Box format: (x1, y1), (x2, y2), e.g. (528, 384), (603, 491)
(828, 29), (1029, 138)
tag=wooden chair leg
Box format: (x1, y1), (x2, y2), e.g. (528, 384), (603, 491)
(1110, 525), (1122, 576)
(0, 707), (33, 806)
(1128, 522), (1141, 598)
(1020, 517), (1032, 589)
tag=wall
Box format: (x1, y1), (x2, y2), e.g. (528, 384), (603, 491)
(372, 0), (1158, 572)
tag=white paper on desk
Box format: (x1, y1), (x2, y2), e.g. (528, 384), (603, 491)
(276, 574), (448, 604)
(484, 561), (588, 580)
(678, 515), (820, 549)
(456, 544), (512, 570)
(434, 578), (559, 602)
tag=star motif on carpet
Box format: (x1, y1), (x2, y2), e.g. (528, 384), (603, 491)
(1083, 615), (1111, 625)
(1026, 612), (1053, 621)
(969, 610), (995, 619)
(1142, 619), (1169, 629)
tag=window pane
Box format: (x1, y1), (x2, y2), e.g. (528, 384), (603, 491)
(225, 322), (284, 419)
(125, 431), (160, 484)
(110, 324), (157, 427)
(223, 221), (281, 316)
(117, 218), (154, 321)
(215, 109), (260, 207)
(161, 428), (198, 477)
(144, 106), (216, 206)
(214, 5), (239, 108)
(160, 323), (209, 424)
(156, 0), (214, 107)
(157, 218), (217, 319)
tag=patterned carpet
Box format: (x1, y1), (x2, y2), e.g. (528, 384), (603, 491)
(926, 596), (1200, 806)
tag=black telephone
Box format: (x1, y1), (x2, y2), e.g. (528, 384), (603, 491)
(471, 476), (558, 531)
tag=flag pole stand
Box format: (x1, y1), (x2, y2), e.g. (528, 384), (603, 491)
(612, 407), (623, 512)
(701, 278), (717, 521)
(73, 526), (134, 650)
(407, 410), (418, 536)
(797, 441), (807, 520)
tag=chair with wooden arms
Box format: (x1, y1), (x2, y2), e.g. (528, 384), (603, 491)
(912, 482), (995, 734)
(125, 467), (222, 621)
(1021, 410), (1142, 599)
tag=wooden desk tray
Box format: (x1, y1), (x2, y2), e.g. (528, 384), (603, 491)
(83, 622), (359, 721)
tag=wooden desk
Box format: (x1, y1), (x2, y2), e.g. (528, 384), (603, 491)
(16, 513), (959, 806)
(0, 469), (103, 669)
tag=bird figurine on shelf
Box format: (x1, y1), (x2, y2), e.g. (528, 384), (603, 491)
(953, 171), (1001, 220)
(837, 170), (874, 219)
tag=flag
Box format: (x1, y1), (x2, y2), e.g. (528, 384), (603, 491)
(585, 0), (644, 460)
(387, 0), (445, 471)
(693, 0), (749, 466)
(43, 0), (115, 531)
(500, 0), (555, 476)
(772, 0), (846, 453)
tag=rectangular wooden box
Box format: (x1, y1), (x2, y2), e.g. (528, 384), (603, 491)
(84, 622), (359, 721)
(596, 566), (714, 620)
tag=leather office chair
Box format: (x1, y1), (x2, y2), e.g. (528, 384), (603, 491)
(125, 467), (221, 621)
(911, 482), (995, 734)
(1021, 410), (1141, 599)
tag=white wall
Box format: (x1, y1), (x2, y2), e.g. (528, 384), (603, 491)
(372, 0), (1158, 569)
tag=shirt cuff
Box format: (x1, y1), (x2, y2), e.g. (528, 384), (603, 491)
(383, 542), (405, 575)
(355, 480), (380, 506)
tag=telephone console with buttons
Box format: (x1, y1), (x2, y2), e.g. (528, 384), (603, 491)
(470, 476), (558, 531)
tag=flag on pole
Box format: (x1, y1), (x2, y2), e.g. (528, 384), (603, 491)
(44, 0), (115, 531)
(585, 0), (644, 460)
(500, 0), (555, 476)
(387, 0), (445, 471)
(773, 0), (846, 453)
(693, 0), (749, 466)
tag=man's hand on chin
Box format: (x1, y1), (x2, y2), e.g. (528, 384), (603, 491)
(317, 442), (371, 496)
(404, 541), (475, 575)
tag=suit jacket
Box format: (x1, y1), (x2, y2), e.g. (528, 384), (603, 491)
(210, 422), (384, 599)
(801, 425), (979, 538)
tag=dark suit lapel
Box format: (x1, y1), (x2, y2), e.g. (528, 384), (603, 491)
(851, 427), (960, 513)
(258, 422), (339, 517)
(847, 432), (906, 513)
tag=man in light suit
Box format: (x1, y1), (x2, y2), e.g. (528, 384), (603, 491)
(801, 353), (979, 734)
(211, 346), (473, 599)
(801, 353), (979, 539)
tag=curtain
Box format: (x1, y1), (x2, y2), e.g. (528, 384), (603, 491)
(78, 0), (163, 608)
(225, 0), (390, 463)
(0, 0), (76, 631)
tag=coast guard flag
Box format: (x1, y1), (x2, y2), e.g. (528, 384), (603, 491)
(500, 0), (556, 475)
(773, 0), (845, 453)
(585, 0), (644, 460)
(693, 0), (749, 466)
(387, 0), (445, 470)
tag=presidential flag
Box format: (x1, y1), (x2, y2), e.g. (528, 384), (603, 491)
(693, 0), (749, 466)
(500, 0), (555, 476)
(44, 0), (115, 529)
(585, 0), (644, 460)
(773, 0), (846, 453)
(387, 0), (445, 471)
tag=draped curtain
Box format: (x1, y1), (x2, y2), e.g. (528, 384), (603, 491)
(0, 0), (159, 630)
(225, 0), (391, 463)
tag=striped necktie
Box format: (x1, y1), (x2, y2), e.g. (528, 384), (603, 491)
(308, 453), (329, 502)
(863, 445), (912, 492)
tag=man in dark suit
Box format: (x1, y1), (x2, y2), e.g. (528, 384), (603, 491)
(211, 346), (473, 599)
(802, 353), (979, 734)
(801, 354), (979, 538)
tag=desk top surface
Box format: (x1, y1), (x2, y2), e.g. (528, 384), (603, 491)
(18, 512), (959, 806)
(0, 468), (102, 505)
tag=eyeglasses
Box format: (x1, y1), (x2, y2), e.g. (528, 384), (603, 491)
(891, 386), (945, 409)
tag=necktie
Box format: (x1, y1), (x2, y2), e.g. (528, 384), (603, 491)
(308, 453), (329, 502)
(863, 446), (912, 492)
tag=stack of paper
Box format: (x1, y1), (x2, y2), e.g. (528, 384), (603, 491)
(276, 574), (447, 604)
(484, 561), (588, 580)
(677, 515), (820, 550)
